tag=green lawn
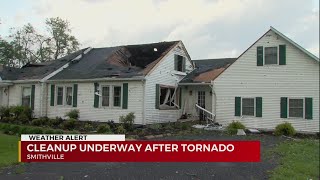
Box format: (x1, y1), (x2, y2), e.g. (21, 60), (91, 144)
(270, 139), (319, 179)
(0, 133), (20, 168)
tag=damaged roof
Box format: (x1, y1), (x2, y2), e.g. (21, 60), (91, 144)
(180, 58), (236, 83)
(50, 41), (179, 80)
(0, 48), (88, 80)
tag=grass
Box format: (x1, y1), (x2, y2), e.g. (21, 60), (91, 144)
(0, 133), (20, 168)
(270, 139), (319, 179)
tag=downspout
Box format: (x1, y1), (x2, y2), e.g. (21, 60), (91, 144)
(210, 81), (216, 120)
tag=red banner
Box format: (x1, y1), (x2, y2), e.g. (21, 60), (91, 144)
(20, 141), (260, 162)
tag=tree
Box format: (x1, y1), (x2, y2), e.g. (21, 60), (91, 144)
(0, 17), (80, 67)
(45, 17), (80, 60)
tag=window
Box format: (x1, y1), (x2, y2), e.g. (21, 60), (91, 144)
(57, 87), (64, 105)
(242, 98), (254, 116)
(65, 87), (73, 106)
(22, 87), (31, 107)
(102, 86), (110, 107)
(289, 99), (303, 118)
(265, 47), (278, 65)
(159, 86), (178, 110)
(174, 55), (184, 72)
(113, 86), (121, 107)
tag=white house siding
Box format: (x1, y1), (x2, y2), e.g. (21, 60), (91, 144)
(180, 85), (212, 117)
(144, 43), (193, 124)
(8, 83), (42, 117)
(214, 30), (319, 132)
(46, 81), (144, 124)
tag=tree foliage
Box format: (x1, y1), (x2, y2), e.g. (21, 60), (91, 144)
(0, 17), (80, 67)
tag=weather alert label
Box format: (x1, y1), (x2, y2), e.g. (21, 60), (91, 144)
(19, 135), (260, 162)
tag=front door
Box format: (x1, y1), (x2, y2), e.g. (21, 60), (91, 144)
(198, 91), (205, 120)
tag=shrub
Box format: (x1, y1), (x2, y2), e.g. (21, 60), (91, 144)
(44, 129), (55, 134)
(60, 118), (77, 130)
(116, 124), (126, 134)
(119, 112), (135, 131)
(10, 106), (24, 118)
(17, 114), (30, 124)
(148, 123), (162, 131)
(48, 117), (64, 128)
(54, 129), (64, 134)
(2, 117), (15, 124)
(274, 122), (296, 136)
(107, 120), (117, 131)
(83, 123), (94, 132)
(227, 121), (246, 135)
(0, 106), (10, 119)
(65, 109), (80, 120)
(31, 117), (49, 126)
(97, 124), (112, 134)
(29, 127), (43, 134)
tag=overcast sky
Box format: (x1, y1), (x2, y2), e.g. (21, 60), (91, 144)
(0, 0), (319, 59)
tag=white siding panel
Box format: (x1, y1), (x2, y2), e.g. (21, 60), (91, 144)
(214, 31), (319, 132)
(47, 81), (144, 124)
(8, 83), (41, 117)
(145, 44), (193, 124)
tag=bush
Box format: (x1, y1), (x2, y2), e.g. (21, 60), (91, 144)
(148, 123), (162, 131)
(65, 109), (80, 120)
(60, 118), (77, 130)
(107, 120), (117, 131)
(119, 112), (135, 131)
(17, 114), (30, 124)
(54, 129), (64, 134)
(83, 123), (94, 132)
(48, 117), (64, 128)
(97, 124), (112, 134)
(1, 117), (15, 124)
(116, 124), (126, 134)
(274, 122), (296, 136)
(44, 129), (55, 134)
(0, 106), (10, 119)
(29, 127), (44, 134)
(31, 117), (48, 126)
(227, 121), (246, 135)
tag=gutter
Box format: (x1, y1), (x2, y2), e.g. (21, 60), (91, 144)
(178, 82), (210, 86)
(46, 77), (146, 83)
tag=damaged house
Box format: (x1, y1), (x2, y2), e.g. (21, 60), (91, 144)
(0, 27), (319, 132)
(0, 41), (194, 124)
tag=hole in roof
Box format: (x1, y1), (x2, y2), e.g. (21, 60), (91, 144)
(154, 48), (158, 52)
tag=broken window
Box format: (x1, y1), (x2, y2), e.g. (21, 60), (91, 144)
(22, 87), (31, 107)
(159, 86), (179, 110)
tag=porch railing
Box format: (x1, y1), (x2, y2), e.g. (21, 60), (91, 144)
(195, 103), (216, 125)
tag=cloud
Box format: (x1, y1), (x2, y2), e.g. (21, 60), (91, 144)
(1, 0), (318, 59)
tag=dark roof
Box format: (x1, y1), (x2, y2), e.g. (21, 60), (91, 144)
(50, 41), (179, 80)
(0, 49), (87, 80)
(180, 58), (236, 83)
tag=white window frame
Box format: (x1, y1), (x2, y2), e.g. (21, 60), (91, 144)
(101, 85), (111, 107)
(159, 85), (179, 110)
(241, 97), (255, 117)
(112, 85), (122, 108)
(264, 46), (279, 65)
(288, 98), (304, 119)
(56, 86), (64, 106)
(21, 86), (32, 108)
(65, 86), (73, 106)
(99, 84), (123, 109)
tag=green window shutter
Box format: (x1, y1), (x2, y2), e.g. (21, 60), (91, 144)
(155, 84), (160, 109)
(182, 57), (186, 72)
(31, 85), (35, 110)
(256, 97), (262, 117)
(122, 83), (128, 109)
(50, 84), (55, 106)
(257, 46), (263, 66)
(94, 83), (99, 108)
(73, 84), (78, 107)
(305, 97), (313, 119)
(179, 88), (182, 109)
(280, 97), (288, 118)
(235, 97), (241, 116)
(279, 45), (286, 65)
(174, 55), (178, 71)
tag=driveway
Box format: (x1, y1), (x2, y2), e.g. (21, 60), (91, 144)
(0, 133), (284, 180)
